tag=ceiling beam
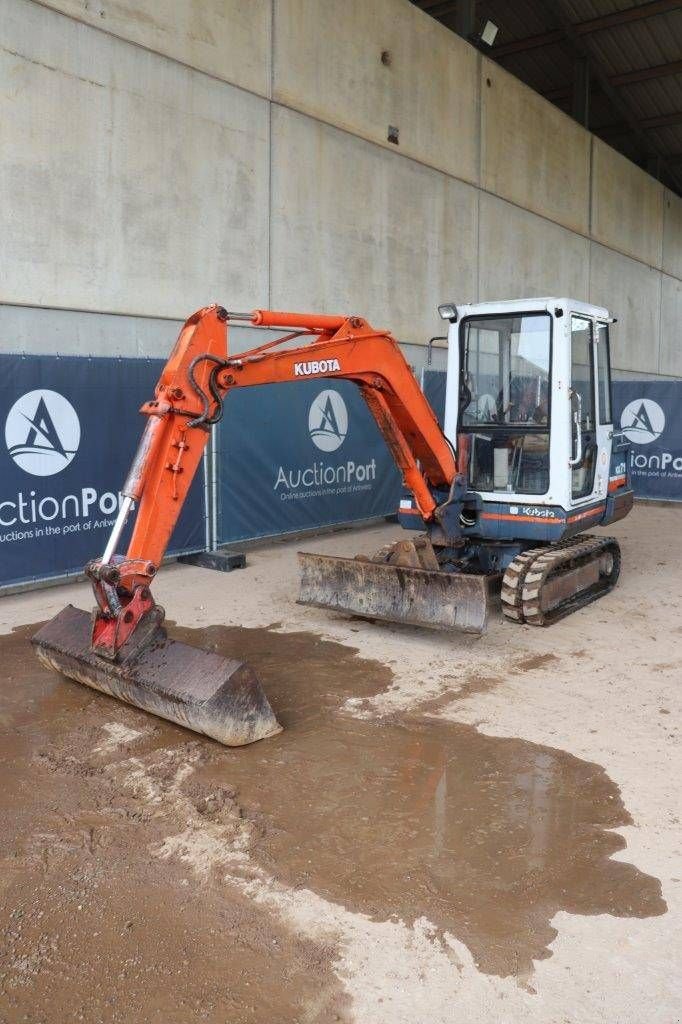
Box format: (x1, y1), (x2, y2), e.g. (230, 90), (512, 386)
(609, 58), (682, 87)
(492, 29), (563, 57)
(492, 0), (682, 59)
(642, 110), (682, 129)
(543, 57), (682, 102)
(419, 1), (458, 16)
(541, 0), (682, 192)
(571, 0), (682, 33)
(598, 110), (682, 137)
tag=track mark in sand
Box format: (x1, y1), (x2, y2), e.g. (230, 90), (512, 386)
(511, 652), (559, 672)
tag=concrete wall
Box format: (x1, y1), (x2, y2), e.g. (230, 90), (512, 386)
(1, 0), (680, 380)
(481, 59), (591, 237)
(478, 194), (590, 301)
(270, 106), (478, 342)
(273, 0), (479, 185)
(591, 140), (664, 269)
(1, 0), (269, 318)
(37, 0), (272, 95)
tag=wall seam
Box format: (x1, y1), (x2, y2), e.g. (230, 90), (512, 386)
(657, 265), (664, 375)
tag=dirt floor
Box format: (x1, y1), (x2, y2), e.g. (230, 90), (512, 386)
(0, 503), (680, 1023)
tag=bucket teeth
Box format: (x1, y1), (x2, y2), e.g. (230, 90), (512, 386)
(31, 605), (282, 747)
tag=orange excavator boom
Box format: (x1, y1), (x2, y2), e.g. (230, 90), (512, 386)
(118, 304), (455, 585)
(32, 305), (458, 747)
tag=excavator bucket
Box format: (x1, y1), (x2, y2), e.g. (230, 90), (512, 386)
(31, 605), (282, 746)
(298, 552), (500, 634)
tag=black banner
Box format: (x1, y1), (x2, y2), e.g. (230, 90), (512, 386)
(0, 356), (205, 588)
(215, 379), (401, 543)
(613, 380), (682, 501)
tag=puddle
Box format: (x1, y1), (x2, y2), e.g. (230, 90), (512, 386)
(172, 622), (666, 978)
(0, 619), (667, 991)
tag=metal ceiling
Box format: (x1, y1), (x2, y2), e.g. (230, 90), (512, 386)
(410, 0), (682, 194)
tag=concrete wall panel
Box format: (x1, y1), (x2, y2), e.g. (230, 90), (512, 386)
(270, 107), (478, 345)
(589, 243), (661, 375)
(481, 59), (591, 236)
(662, 189), (682, 281)
(591, 140), (664, 268)
(273, 0), (479, 185)
(478, 194), (590, 302)
(1, 0), (269, 319)
(0, 304), (287, 360)
(37, 0), (271, 96)
(660, 274), (682, 377)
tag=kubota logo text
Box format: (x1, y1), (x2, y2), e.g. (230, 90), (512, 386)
(308, 389), (348, 452)
(620, 398), (665, 445)
(294, 358), (341, 377)
(5, 390), (80, 476)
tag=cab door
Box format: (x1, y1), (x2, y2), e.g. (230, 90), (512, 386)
(569, 315), (599, 504)
(593, 321), (617, 500)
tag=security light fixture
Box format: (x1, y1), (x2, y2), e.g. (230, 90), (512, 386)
(479, 20), (498, 48)
(438, 303), (458, 322)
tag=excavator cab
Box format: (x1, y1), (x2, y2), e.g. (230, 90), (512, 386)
(441, 298), (627, 524)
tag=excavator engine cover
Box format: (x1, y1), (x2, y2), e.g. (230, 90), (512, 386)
(298, 552), (500, 634)
(32, 605), (282, 747)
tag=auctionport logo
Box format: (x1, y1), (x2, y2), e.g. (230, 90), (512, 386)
(308, 389), (348, 452)
(274, 387), (375, 496)
(620, 398), (665, 445)
(5, 389), (80, 476)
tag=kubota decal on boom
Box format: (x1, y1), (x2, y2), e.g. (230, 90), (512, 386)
(293, 358), (341, 376)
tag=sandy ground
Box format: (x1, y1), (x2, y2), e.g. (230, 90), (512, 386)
(0, 503), (680, 1023)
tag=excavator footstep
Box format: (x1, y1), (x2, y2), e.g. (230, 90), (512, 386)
(298, 552), (500, 635)
(31, 605), (282, 747)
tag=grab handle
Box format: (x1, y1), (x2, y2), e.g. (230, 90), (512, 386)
(568, 388), (583, 467)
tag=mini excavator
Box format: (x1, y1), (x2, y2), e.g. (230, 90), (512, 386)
(33, 299), (633, 746)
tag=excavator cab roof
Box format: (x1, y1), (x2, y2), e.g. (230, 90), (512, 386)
(439, 297), (612, 323)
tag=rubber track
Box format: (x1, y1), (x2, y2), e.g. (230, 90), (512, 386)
(501, 547), (552, 623)
(521, 535), (621, 626)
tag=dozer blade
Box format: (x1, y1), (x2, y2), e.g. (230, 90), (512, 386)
(298, 552), (500, 634)
(31, 605), (282, 746)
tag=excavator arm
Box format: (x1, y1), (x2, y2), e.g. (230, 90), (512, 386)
(31, 304), (490, 748)
(86, 304), (456, 658)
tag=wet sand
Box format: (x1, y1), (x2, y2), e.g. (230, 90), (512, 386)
(0, 615), (667, 1019)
